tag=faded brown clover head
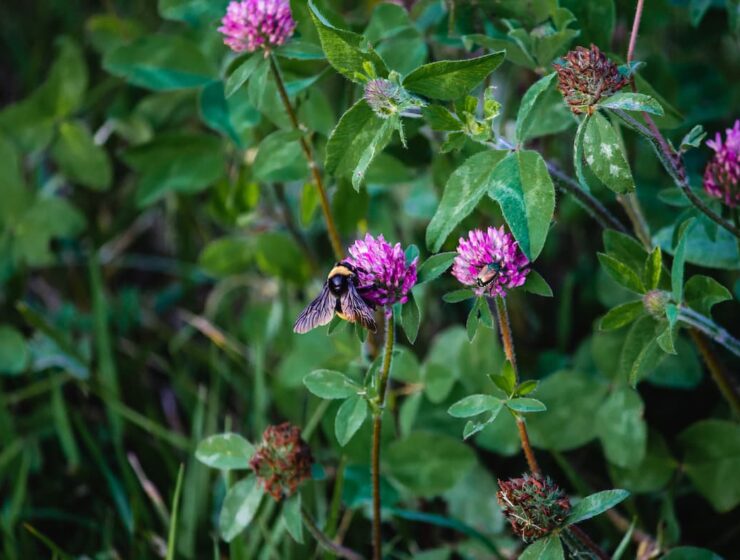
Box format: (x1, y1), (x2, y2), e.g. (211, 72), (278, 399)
(553, 44), (628, 115)
(249, 423), (313, 501)
(497, 474), (571, 542)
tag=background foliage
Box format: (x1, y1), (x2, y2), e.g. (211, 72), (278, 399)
(0, 0), (738, 558)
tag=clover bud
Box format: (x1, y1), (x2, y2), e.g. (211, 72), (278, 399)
(642, 289), (671, 319)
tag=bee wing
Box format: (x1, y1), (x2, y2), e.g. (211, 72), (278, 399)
(340, 284), (377, 332)
(293, 284), (336, 334)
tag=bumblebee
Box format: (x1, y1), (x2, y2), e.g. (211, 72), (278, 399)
(293, 262), (377, 333)
(476, 262), (503, 288)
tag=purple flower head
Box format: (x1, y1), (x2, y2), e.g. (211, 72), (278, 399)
(218, 0), (296, 54)
(346, 233), (417, 308)
(703, 119), (740, 208)
(452, 226), (529, 298)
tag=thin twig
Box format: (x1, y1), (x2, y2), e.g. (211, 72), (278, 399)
(301, 508), (365, 560)
(568, 525), (610, 560)
(371, 310), (395, 560)
(627, 0), (645, 66)
(267, 52), (344, 259)
(689, 329), (740, 416)
(492, 297), (541, 476)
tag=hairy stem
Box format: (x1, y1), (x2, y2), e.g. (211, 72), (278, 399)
(688, 328), (740, 416)
(568, 525), (610, 560)
(302, 508), (365, 560)
(617, 193), (652, 248)
(678, 306), (740, 358)
(493, 297), (541, 476)
(371, 309), (395, 560)
(619, 3), (740, 240)
(268, 53), (344, 259)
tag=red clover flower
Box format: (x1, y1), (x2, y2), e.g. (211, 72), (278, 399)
(218, 0), (296, 54)
(346, 233), (417, 308)
(497, 475), (571, 542)
(249, 423), (313, 501)
(452, 226), (529, 298)
(703, 119), (740, 207)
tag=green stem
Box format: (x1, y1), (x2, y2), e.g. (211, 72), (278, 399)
(301, 509), (364, 560)
(371, 309), (395, 560)
(688, 328), (740, 416)
(267, 52), (344, 260)
(492, 297), (541, 476)
(678, 306), (740, 358)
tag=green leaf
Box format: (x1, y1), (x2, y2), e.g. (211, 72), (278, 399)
(506, 397), (546, 413)
(490, 359), (517, 395)
(442, 289), (476, 303)
(308, 1), (387, 83)
(219, 477), (265, 542)
(620, 316), (665, 386)
(662, 547), (723, 560)
(325, 101), (390, 185)
(527, 371), (609, 451)
(417, 252), (456, 284)
(680, 125), (707, 151)
(517, 379), (539, 396)
(303, 369), (360, 399)
(0, 38), (88, 152)
(50, 121), (112, 190)
(282, 493), (303, 543)
(448, 394), (502, 418)
(402, 52), (505, 101)
(603, 230), (648, 274)
(335, 395), (368, 446)
(401, 290), (420, 344)
(642, 247), (663, 291)
(520, 535), (565, 560)
(583, 112), (635, 194)
(0, 326), (29, 375)
(253, 130), (308, 182)
(195, 433), (255, 470)
(225, 55), (261, 98)
(672, 218), (695, 302)
(276, 40), (326, 60)
(516, 73), (558, 143)
(598, 92), (664, 115)
(123, 133), (226, 207)
(565, 489), (629, 526)
(609, 432), (676, 494)
(199, 236), (254, 277)
(103, 34), (216, 90)
(487, 150), (556, 261)
(422, 105), (463, 131)
(351, 117), (396, 190)
(654, 221), (739, 271)
(597, 253), (645, 294)
(679, 419), (740, 512)
(595, 387), (647, 468)
(599, 300), (644, 331)
(573, 115), (591, 191)
(426, 150), (508, 252)
(199, 81), (243, 146)
(522, 270), (553, 297)
(684, 275), (732, 316)
(385, 431), (476, 497)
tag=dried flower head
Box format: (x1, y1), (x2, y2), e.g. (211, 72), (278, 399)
(452, 226), (529, 298)
(218, 0), (296, 54)
(553, 44), (628, 115)
(346, 233), (418, 308)
(497, 474), (571, 542)
(364, 79), (407, 118)
(249, 423), (313, 501)
(703, 119), (740, 207)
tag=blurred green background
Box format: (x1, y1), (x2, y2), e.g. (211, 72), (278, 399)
(0, 0), (738, 558)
